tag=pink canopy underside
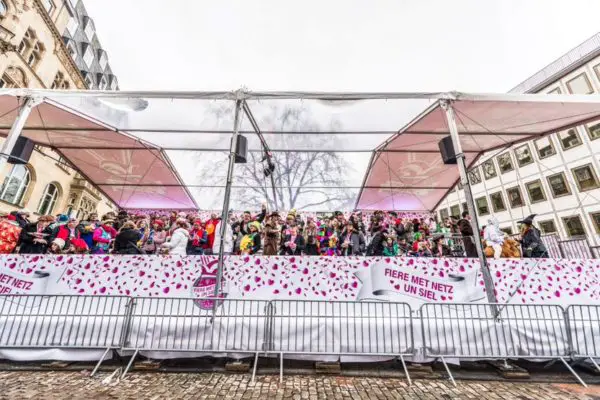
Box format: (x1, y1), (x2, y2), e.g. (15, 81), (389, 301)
(3, 93), (600, 212)
(0, 97), (196, 209)
(356, 99), (600, 210)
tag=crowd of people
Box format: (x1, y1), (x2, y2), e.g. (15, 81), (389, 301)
(0, 206), (547, 258)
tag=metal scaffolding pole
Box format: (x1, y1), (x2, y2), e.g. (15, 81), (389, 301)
(441, 100), (499, 309)
(0, 97), (38, 172)
(213, 99), (243, 297)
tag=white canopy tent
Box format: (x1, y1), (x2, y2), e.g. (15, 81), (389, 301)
(2, 89), (600, 214)
(3, 88), (600, 304)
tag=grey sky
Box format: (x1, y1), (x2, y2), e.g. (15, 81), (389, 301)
(85, 0), (600, 92)
(81, 0), (600, 210)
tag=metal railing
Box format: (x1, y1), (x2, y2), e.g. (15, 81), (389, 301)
(1, 294), (599, 386)
(266, 300), (414, 383)
(566, 305), (600, 374)
(0, 295), (130, 376)
(419, 302), (583, 386)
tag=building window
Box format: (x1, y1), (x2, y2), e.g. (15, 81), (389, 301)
(41, 0), (55, 15)
(83, 17), (95, 39)
(461, 202), (468, 213)
(0, 164), (31, 206)
(65, 40), (77, 58)
(0, 0), (7, 17)
(514, 144), (533, 167)
(0, 73), (15, 88)
(51, 71), (70, 89)
(525, 179), (546, 203)
(83, 46), (94, 68)
(558, 129), (582, 150)
(450, 204), (460, 218)
(572, 164), (600, 192)
(566, 73), (594, 94)
(546, 172), (571, 198)
(497, 152), (514, 174)
(475, 197), (489, 216)
(562, 216), (586, 237)
(586, 121), (600, 141)
(98, 49), (108, 70)
(534, 136), (556, 159)
(539, 220), (557, 235)
(98, 75), (108, 90)
(67, 16), (79, 34)
(18, 28), (35, 57)
(482, 160), (497, 180)
(38, 183), (60, 215)
(500, 227), (513, 235)
(591, 212), (600, 234)
(468, 168), (482, 185)
(439, 208), (449, 221)
(548, 87), (562, 94)
(506, 186), (524, 208)
(84, 74), (93, 88)
(489, 192), (506, 212)
(27, 42), (46, 68)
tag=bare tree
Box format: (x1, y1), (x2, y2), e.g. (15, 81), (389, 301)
(194, 104), (356, 211)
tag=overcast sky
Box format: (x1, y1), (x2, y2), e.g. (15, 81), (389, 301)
(85, 0), (600, 92)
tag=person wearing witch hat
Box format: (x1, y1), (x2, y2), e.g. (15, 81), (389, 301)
(517, 214), (548, 258)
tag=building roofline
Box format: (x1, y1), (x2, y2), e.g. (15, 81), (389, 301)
(509, 32), (600, 94)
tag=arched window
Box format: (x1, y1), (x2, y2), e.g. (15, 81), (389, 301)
(0, 164), (31, 205)
(0, 1), (8, 18)
(38, 183), (60, 215)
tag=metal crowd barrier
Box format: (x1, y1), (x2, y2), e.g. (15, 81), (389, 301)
(420, 303), (586, 386)
(265, 300), (414, 383)
(0, 294), (130, 377)
(120, 297), (271, 379)
(1, 294), (598, 386)
(566, 305), (600, 374)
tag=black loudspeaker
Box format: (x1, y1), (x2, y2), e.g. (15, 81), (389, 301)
(438, 136), (457, 165)
(8, 137), (34, 165)
(234, 135), (247, 163)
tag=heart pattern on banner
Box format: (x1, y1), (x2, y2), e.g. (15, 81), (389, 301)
(1, 255), (599, 305)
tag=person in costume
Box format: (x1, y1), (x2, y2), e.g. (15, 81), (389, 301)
(281, 225), (305, 255)
(19, 215), (54, 254)
(92, 215), (117, 254)
(303, 217), (320, 256)
(240, 221), (262, 255)
(483, 217), (505, 259)
(263, 212), (281, 256)
(0, 211), (22, 254)
(188, 219), (208, 255)
(518, 214), (548, 258)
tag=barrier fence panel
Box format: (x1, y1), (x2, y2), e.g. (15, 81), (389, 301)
(566, 305), (600, 373)
(0, 294), (130, 376)
(267, 300), (414, 383)
(542, 234), (562, 258)
(121, 297), (270, 378)
(559, 237), (593, 259)
(420, 303), (584, 386)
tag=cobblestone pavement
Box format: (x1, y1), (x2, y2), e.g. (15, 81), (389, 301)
(1, 371), (599, 399)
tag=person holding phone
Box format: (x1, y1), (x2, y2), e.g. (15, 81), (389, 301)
(19, 215), (54, 254)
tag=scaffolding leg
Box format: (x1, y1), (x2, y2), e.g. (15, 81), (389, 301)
(399, 355), (412, 386)
(90, 347), (111, 377)
(559, 357), (587, 387)
(588, 356), (600, 373)
(279, 352), (283, 383)
(251, 352), (259, 383)
(121, 349), (139, 379)
(440, 356), (456, 387)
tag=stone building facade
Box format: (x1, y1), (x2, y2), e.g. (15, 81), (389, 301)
(0, 0), (116, 219)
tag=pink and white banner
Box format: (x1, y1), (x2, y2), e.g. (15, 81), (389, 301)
(1, 255), (599, 307)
